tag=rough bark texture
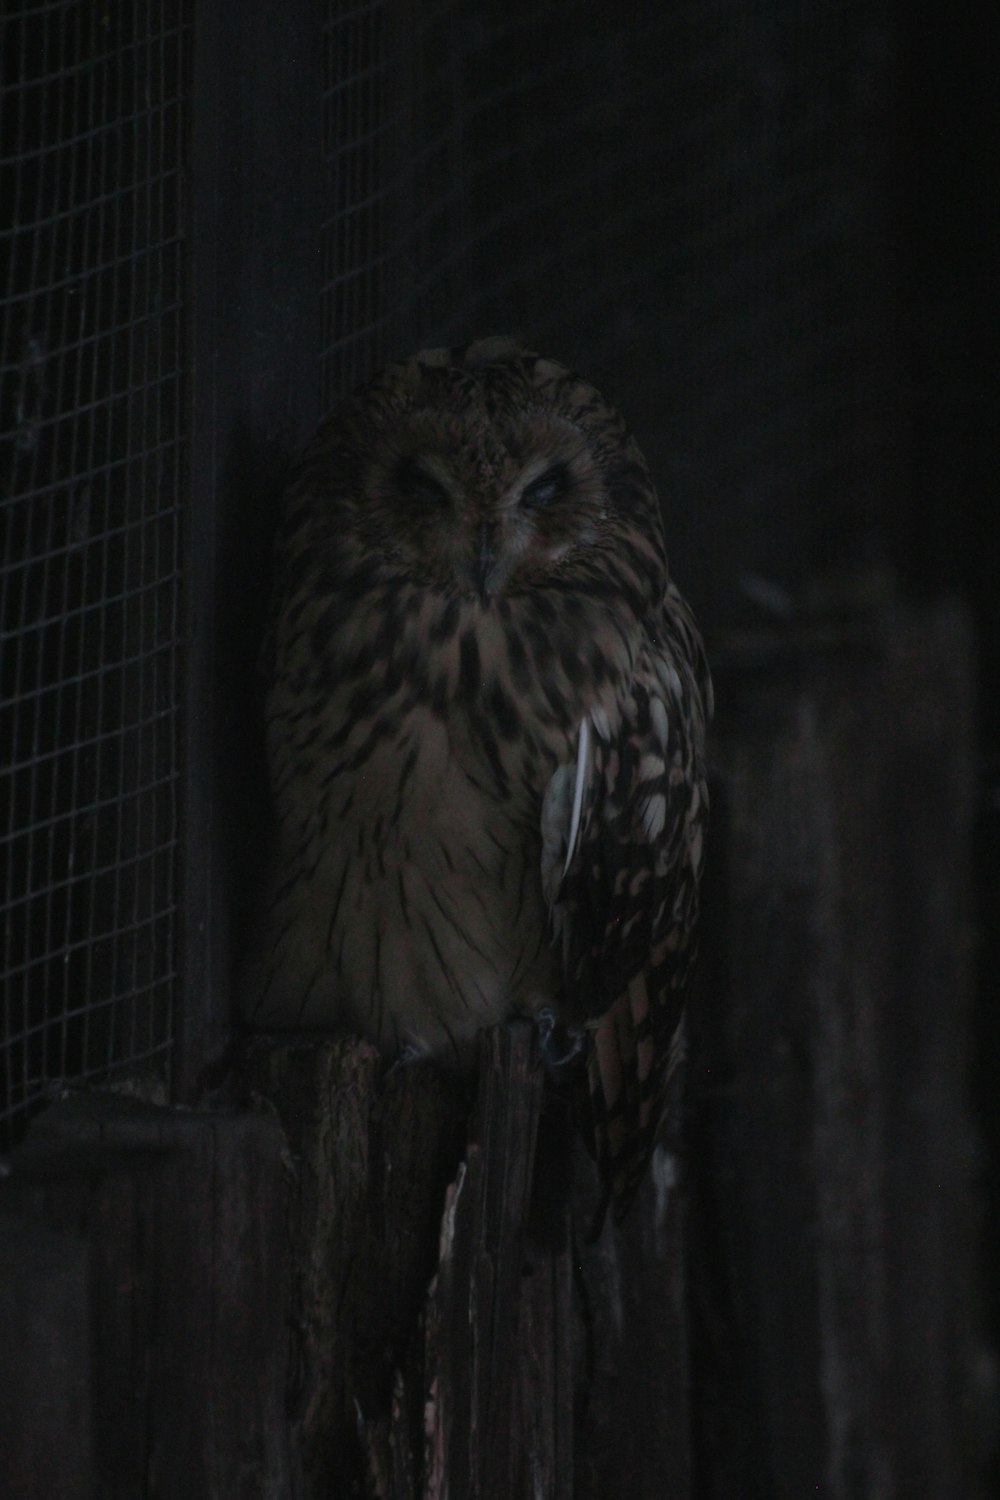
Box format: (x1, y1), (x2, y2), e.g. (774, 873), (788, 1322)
(241, 1026), (599, 1499)
(421, 1025), (572, 1500)
(239, 1032), (472, 1499)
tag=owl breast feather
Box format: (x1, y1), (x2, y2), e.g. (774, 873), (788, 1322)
(252, 581), (641, 1057)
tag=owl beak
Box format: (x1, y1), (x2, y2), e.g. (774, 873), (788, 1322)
(471, 522), (499, 601)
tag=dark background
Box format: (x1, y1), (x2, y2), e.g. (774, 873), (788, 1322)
(1, 1), (997, 1492)
(901, 13), (998, 1485)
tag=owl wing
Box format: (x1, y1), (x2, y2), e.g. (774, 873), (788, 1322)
(540, 587), (710, 1221)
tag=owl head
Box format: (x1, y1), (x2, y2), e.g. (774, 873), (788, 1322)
(301, 337), (666, 608)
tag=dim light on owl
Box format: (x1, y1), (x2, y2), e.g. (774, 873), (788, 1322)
(244, 337), (711, 1218)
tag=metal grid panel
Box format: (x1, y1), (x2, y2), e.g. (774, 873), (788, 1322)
(319, 0), (900, 629)
(319, 0), (701, 399)
(1, 1), (190, 1143)
(321, 0), (397, 402)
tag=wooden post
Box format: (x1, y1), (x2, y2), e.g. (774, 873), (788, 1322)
(242, 1021), (692, 1499)
(239, 1033), (472, 1498)
(422, 1024), (573, 1500)
(688, 597), (981, 1498)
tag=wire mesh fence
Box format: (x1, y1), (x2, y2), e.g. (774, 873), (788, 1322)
(1, 1), (191, 1144)
(319, 0), (692, 405)
(2, 0), (899, 1144)
(317, 0), (899, 624)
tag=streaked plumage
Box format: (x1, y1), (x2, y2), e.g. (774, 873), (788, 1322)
(245, 337), (711, 1217)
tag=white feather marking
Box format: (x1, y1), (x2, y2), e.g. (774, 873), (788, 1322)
(651, 1146), (679, 1238)
(638, 753), (663, 783)
(654, 658), (684, 701)
(641, 792), (667, 842)
(649, 694), (670, 751)
(563, 716), (590, 878)
(590, 703), (612, 741)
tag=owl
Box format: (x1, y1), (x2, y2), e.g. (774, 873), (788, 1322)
(246, 337), (711, 1219)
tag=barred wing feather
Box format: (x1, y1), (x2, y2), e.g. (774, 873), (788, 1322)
(542, 613), (709, 1219)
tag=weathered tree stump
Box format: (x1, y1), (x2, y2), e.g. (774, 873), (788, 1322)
(421, 1025), (572, 1500)
(0, 1030), (689, 1500)
(242, 1025), (578, 1500)
(239, 1032), (470, 1498)
(241, 1022), (691, 1500)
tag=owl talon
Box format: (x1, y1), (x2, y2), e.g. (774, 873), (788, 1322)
(535, 1007), (583, 1072)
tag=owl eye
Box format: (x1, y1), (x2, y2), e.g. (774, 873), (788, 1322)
(520, 463), (569, 511)
(395, 456), (451, 508)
